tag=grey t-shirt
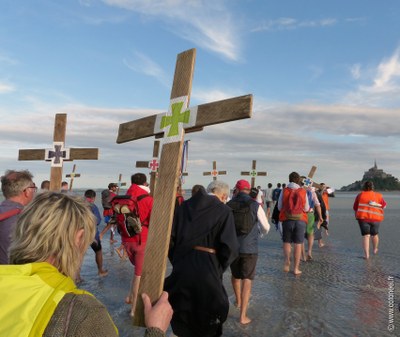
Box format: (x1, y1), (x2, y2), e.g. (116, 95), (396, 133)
(0, 200), (23, 264)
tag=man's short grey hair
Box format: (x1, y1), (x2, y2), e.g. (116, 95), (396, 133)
(207, 180), (230, 196)
(1, 170), (34, 198)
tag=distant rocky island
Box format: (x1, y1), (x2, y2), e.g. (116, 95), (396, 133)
(341, 161), (400, 191)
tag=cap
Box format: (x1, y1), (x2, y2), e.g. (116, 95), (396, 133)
(108, 183), (118, 189)
(235, 179), (251, 191)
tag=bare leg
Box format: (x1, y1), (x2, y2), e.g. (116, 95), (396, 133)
(363, 234), (370, 259)
(372, 234), (379, 255)
(231, 276), (241, 308)
(239, 279), (252, 324)
(95, 250), (108, 276)
(283, 243), (291, 272)
(307, 233), (314, 259)
(301, 243), (307, 262)
(99, 223), (111, 240)
(293, 243), (302, 275)
(127, 275), (141, 317)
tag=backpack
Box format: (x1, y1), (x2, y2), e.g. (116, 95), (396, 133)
(101, 189), (111, 209)
(0, 208), (21, 222)
(282, 189), (304, 220)
(227, 199), (256, 235)
(110, 194), (149, 237)
(272, 188), (281, 202)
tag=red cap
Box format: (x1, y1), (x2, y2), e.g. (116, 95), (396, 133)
(235, 179), (251, 191)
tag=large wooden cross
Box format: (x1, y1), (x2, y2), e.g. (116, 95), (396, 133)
(136, 139), (161, 195)
(66, 164), (81, 191)
(202, 161), (227, 181)
(241, 160), (267, 187)
(18, 113), (99, 191)
(116, 48), (252, 326)
(302, 165), (322, 189)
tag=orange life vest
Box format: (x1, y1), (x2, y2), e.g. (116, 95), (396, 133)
(322, 192), (330, 210)
(355, 191), (384, 222)
(279, 187), (308, 222)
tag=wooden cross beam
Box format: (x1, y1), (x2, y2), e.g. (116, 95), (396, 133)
(18, 114), (99, 191)
(240, 160), (267, 188)
(136, 139), (161, 195)
(302, 165), (323, 189)
(65, 164), (81, 191)
(116, 48), (252, 326)
(202, 161), (227, 181)
(116, 173), (127, 194)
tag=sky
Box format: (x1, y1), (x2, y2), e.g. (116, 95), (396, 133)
(1, 0), (400, 191)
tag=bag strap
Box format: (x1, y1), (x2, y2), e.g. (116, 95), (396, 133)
(0, 208), (21, 222)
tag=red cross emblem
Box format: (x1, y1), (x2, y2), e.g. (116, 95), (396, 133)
(211, 169), (218, 177)
(149, 158), (159, 172)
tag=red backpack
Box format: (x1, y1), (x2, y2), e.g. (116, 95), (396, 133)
(110, 195), (149, 237)
(283, 189), (304, 220)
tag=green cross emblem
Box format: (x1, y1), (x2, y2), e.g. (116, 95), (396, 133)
(250, 170), (257, 177)
(160, 101), (190, 137)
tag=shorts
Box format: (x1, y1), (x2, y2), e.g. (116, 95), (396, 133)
(123, 241), (146, 276)
(90, 230), (102, 252)
(358, 220), (380, 236)
(306, 212), (315, 236)
(282, 220), (306, 244)
(104, 215), (111, 224)
(230, 254), (258, 280)
(266, 201), (272, 209)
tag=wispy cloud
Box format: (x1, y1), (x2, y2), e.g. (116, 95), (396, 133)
(123, 51), (169, 87)
(0, 82), (15, 94)
(350, 63), (361, 79)
(344, 47), (400, 107)
(251, 17), (336, 32)
(102, 0), (241, 61)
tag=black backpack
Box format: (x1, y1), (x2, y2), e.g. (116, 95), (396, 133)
(227, 199), (256, 235)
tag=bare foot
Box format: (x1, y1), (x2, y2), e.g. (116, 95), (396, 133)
(239, 317), (252, 325)
(110, 239), (118, 244)
(307, 255), (313, 261)
(319, 242), (325, 248)
(99, 269), (108, 277)
(364, 255), (370, 260)
(283, 261), (290, 272)
(125, 296), (132, 304)
(233, 301), (241, 309)
(373, 248), (378, 255)
(293, 270), (302, 276)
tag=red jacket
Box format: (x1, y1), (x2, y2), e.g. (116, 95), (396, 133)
(123, 184), (153, 243)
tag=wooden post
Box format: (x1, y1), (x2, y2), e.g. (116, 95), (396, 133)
(116, 48), (253, 326)
(240, 160), (267, 187)
(202, 161), (227, 181)
(18, 114), (99, 191)
(66, 164), (81, 191)
(116, 174), (127, 194)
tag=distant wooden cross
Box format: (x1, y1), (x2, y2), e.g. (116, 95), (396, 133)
(241, 160), (267, 187)
(66, 164), (81, 191)
(203, 161), (227, 181)
(136, 139), (161, 195)
(116, 174), (127, 194)
(116, 48), (252, 326)
(18, 113), (99, 191)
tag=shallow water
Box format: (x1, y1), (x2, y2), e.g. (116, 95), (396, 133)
(2, 190), (398, 336)
(75, 191), (400, 337)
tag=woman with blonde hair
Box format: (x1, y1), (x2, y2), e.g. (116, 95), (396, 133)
(0, 192), (172, 337)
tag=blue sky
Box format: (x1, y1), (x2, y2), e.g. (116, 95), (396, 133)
(1, 0), (400, 190)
